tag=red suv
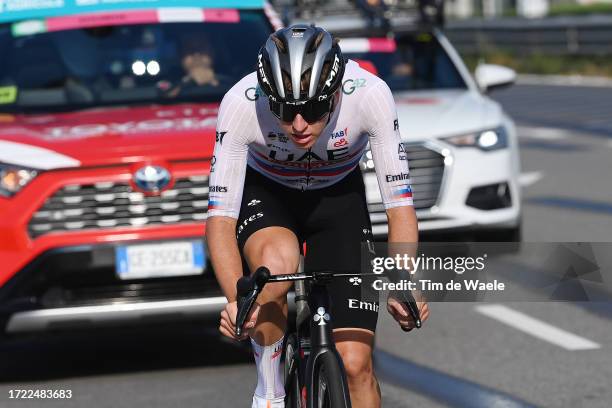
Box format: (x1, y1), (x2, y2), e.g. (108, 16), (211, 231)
(0, 2), (279, 337)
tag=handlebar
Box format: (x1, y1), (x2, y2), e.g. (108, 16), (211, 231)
(234, 267), (421, 337)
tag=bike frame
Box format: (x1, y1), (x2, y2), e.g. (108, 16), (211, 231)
(293, 279), (351, 408)
(235, 268), (420, 408)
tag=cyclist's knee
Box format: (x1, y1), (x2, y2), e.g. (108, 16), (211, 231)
(251, 241), (298, 299)
(336, 342), (375, 384)
(243, 228), (299, 300)
(260, 243), (298, 275)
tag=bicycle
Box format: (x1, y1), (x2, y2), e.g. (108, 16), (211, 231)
(235, 266), (422, 408)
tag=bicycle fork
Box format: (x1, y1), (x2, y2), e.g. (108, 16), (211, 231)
(304, 284), (352, 408)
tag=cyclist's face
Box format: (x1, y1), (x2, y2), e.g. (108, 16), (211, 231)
(278, 92), (339, 150)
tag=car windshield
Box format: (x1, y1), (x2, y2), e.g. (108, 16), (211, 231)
(0, 11), (271, 113)
(344, 32), (467, 91)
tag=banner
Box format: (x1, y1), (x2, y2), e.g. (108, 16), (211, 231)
(0, 0), (264, 23)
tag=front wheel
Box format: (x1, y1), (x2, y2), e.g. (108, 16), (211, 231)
(312, 352), (351, 408)
(284, 333), (302, 408)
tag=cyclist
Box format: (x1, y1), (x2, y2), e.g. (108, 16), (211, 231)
(207, 24), (429, 408)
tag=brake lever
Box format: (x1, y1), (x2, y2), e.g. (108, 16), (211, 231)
(235, 267), (271, 338)
(236, 287), (258, 338)
(400, 289), (422, 331)
(401, 299), (422, 331)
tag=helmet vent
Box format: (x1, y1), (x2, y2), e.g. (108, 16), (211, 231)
(307, 31), (325, 54)
(270, 34), (286, 53)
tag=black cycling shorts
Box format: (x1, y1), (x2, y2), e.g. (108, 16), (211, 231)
(236, 165), (380, 333)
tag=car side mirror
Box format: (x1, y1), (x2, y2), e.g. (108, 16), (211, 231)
(475, 64), (517, 92)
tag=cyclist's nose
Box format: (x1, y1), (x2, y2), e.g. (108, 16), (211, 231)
(292, 114), (308, 132)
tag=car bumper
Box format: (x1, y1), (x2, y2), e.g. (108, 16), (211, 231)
(4, 296), (227, 333)
(0, 238), (228, 334)
(364, 139), (521, 237)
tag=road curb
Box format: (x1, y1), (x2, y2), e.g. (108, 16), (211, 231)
(374, 349), (539, 408)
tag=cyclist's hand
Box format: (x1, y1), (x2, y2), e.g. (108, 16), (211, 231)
(386, 294), (429, 332)
(219, 300), (260, 341)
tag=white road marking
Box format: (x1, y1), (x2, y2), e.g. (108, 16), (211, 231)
(475, 304), (600, 351)
(518, 74), (612, 88)
(517, 126), (571, 140)
(519, 171), (543, 187)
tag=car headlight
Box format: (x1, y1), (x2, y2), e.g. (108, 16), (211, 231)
(442, 127), (508, 151)
(0, 163), (38, 197)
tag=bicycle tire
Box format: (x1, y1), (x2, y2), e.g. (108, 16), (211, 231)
(312, 352), (351, 408)
(284, 333), (303, 408)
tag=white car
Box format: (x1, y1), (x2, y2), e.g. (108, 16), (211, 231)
(337, 29), (522, 241)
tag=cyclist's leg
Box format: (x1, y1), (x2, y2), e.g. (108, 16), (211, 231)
(333, 329), (380, 408)
(243, 227), (300, 344)
(303, 166), (380, 408)
(237, 167), (303, 408)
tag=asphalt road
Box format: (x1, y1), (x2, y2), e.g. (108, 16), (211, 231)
(1, 83), (612, 408)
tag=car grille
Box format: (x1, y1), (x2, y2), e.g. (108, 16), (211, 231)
(28, 175), (209, 238)
(363, 143), (445, 230)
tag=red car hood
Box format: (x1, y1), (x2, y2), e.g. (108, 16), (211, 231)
(0, 103), (218, 169)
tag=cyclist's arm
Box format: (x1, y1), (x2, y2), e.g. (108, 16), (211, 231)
(360, 80), (426, 325)
(207, 91), (253, 301)
(207, 217), (242, 301)
(387, 206), (418, 243)
(361, 80), (417, 242)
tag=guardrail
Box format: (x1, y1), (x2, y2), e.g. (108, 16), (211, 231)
(445, 15), (612, 56)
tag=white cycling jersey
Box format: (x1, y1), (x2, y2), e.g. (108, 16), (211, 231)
(208, 60), (413, 219)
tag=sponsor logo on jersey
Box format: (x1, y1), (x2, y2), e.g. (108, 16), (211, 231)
(266, 148), (352, 164)
(267, 144), (292, 153)
(245, 86), (262, 101)
(394, 185), (413, 199)
(268, 131), (289, 143)
(284, 177), (318, 184)
(215, 131), (227, 145)
(333, 138), (348, 148)
(348, 299), (379, 312)
(385, 173), (410, 183)
(209, 185), (228, 193)
(331, 127), (348, 139)
(398, 143), (408, 161)
(210, 155), (217, 173)
(342, 78), (366, 94)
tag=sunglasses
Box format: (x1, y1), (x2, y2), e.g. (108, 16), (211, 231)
(269, 98), (333, 123)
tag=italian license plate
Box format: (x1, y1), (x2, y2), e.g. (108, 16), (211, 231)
(115, 241), (205, 280)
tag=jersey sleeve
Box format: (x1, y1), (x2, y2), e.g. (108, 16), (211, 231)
(360, 80), (414, 209)
(207, 91), (253, 219)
